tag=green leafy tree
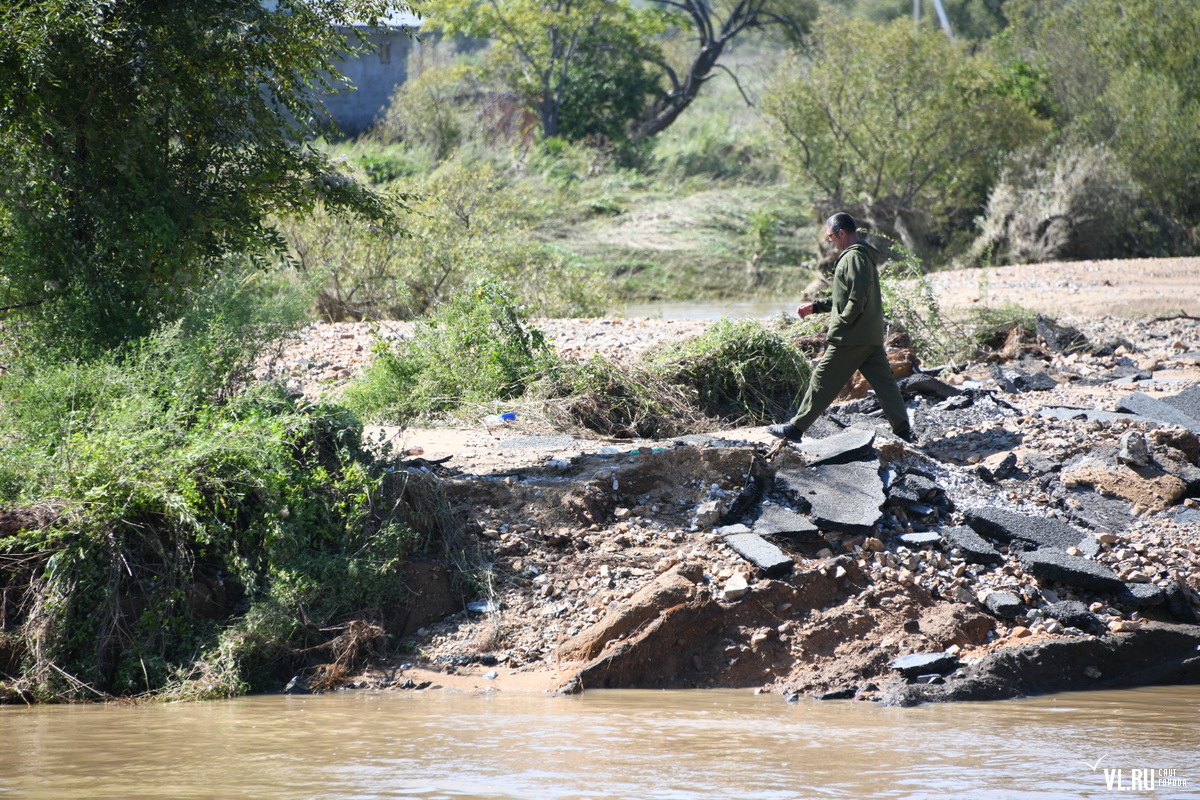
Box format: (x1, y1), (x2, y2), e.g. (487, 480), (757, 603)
(427, 0), (669, 141)
(1006, 0), (1200, 223)
(0, 0), (405, 354)
(761, 15), (1047, 254)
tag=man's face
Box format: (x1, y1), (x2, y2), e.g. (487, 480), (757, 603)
(825, 227), (846, 253)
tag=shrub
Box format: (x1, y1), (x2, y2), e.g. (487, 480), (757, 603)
(281, 156), (611, 321)
(0, 275), (465, 701)
(344, 279), (559, 423)
(762, 15), (1048, 259)
(968, 144), (1175, 264)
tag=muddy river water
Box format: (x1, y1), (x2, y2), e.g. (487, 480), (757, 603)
(2, 686), (1198, 799)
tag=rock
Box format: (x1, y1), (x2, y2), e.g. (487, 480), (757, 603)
(979, 451), (1018, 481)
(774, 460), (885, 535)
(1117, 430), (1151, 467)
(1036, 315), (1089, 353)
(1165, 582), (1199, 624)
(1108, 619), (1141, 633)
(722, 573), (750, 601)
(1116, 582), (1166, 608)
(891, 651), (959, 678)
(284, 675), (311, 695)
(897, 373), (962, 400)
(1016, 548), (1126, 593)
(941, 525), (1003, 566)
(752, 505), (820, 539)
(1009, 626), (1032, 638)
(964, 507), (1087, 551)
(1012, 369), (1059, 392)
(1116, 392), (1200, 433)
(692, 499), (726, 529)
(982, 591), (1024, 619)
(798, 428), (878, 467)
(1061, 458), (1187, 514)
(724, 533), (794, 578)
(1042, 600), (1098, 629)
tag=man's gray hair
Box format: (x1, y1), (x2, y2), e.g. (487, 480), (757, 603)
(826, 212), (857, 234)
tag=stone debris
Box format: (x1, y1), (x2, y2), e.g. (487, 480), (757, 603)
(331, 313), (1200, 705)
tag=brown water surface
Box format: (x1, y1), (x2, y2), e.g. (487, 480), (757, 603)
(2, 686), (1198, 799)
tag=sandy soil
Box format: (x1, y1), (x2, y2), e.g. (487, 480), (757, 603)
(927, 256), (1200, 319)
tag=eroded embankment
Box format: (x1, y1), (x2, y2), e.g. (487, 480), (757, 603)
(368, 322), (1200, 703)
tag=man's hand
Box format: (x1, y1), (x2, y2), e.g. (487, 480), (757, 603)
(796, 302), (816, 319)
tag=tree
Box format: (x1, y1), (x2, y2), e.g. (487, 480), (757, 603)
(761, 15), (1046, 255)
(428, 0), (669, 141)
(1006, 0), (1200, 224)
(426, 0), (818, 143)
(630, 0), (819, 139)
(0, 0), (405, 353)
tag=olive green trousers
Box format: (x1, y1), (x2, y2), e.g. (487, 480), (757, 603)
(787, 344), (910, 435)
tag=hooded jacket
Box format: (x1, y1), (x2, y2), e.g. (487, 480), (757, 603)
(811, 241), (884, 346)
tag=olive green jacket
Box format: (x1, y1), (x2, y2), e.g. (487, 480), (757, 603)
(811, 241), (884, 346)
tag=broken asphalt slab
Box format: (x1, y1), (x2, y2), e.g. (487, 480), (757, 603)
(891, 651), (960, 678)
(1016, 548), (1126, 594)
(1116, 391), (1200, 433)
(774, 460), (885, 535)
(797, 428), (876, 466)
(940, 526), (1004, 565)
(723, 532), (795, 578)
(964, 507), (1089, 552)
(752, 505), (820, 540)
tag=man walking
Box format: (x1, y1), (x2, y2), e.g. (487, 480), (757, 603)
(767, 212), (914, 443)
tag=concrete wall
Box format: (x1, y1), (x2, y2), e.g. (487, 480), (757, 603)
(320, 29), (412, 137)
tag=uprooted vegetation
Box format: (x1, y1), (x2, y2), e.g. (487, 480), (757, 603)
(0, 281), (480, 703)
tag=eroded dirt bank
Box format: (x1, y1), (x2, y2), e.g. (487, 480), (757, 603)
(281, 315), (1200, 705)
(262, 259), (1200, 704)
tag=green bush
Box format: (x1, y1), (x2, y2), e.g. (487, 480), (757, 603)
(0, 275), (463, 701)
(282, 156), (611, 321)
(344, 279), (559, 423)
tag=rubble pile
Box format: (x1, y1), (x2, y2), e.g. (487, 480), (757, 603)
(359, 315), (1200, 704)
